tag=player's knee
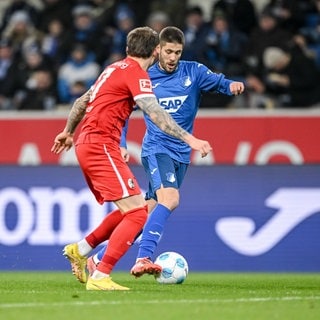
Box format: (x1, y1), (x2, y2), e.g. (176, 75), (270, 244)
(157, 188), (180, 210)
(166, 190), (180, 210)
(124, 205), (148, 227)
(169, 197), (179, 210)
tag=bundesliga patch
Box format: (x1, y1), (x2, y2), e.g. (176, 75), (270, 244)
(139, 79), (152, 92)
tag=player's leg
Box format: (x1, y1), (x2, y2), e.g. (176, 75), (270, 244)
(86, 244), (106, 276)
(87, 194), (151, 290)
(87, 234), (135, 276)
(63, 143), (127, 284)
(63, 208), (124, 283)
(87, 199), (157, 275)
(66, 142), (149, 289)
(130, 198), (173, 277)
(130, 154), (188, 277)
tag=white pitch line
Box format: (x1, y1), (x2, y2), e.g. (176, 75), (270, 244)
(1, 296), (320, 309)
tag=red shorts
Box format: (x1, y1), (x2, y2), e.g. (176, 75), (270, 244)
(76, 141), (141, 204)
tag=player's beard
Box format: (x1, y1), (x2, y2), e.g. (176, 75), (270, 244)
(159, 56), (177, 73)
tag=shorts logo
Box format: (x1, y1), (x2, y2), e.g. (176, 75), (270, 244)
(139, 79), (152, 92)
(128, 178), (135, 189)
(166, 172), (176, 183)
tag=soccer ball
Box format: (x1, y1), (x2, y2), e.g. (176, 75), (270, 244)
(154, 251), (189, 284)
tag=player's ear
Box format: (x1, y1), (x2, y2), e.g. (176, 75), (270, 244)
(155, 44), (160, 54)
(152, 46), (159, 59)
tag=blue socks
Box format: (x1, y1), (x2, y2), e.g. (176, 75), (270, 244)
(137, 204), (171, 259)
(96, 245), (107, 261)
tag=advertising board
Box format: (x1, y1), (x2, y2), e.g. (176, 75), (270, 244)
(1, 165), (319, 272)
(1, 111), (320, 165)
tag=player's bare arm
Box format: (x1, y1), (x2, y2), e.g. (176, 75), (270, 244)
(64, 89), (91, 134)
(51, 90), (90, 154)
(136, 96), (212, 157)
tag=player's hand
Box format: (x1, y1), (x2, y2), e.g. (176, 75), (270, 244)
(185, 135), (212, 158)
(230, 81), (245, 95)
(120, 147), (130, 162)
(51, 132), (74, 154)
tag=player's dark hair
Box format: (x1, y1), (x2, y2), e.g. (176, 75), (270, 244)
(127, 26), (159, 58)
(159, 26), (185, 46)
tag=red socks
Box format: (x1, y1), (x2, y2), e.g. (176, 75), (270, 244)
(85, 209), (124, 248)
(97, 205), (147, 274)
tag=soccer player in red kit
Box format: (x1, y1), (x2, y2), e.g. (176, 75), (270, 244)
(51, 26), (212, 291)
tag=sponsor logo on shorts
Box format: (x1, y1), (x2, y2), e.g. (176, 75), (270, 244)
(166, 172), (176, 183)
(128, 178), (135, 189)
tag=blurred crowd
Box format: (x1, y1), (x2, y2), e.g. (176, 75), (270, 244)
(0, 0), (320, 110)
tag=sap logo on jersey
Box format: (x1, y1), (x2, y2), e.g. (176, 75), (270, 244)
(139, 79), (152, 92)
(159, 95), (188, 113)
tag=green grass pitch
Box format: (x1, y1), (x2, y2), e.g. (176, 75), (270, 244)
(0, 272), (319, 320)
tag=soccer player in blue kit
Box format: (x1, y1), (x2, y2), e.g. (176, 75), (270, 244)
(87, 26), (245, 278)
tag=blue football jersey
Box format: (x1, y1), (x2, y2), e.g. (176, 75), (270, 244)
(141, 60), (233, 163)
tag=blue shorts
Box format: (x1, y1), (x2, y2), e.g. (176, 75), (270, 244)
(141, 153), (189, 201)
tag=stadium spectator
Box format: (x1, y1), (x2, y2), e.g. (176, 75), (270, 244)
(40, 18), (69, 68)
(262, 0), (310, 34)
(146, 10), (171, 33)
(104, 4), (135, 65)
(68, 80), (88, 104)
(243, 8), (293, 99)
(198, 11), (248, 108)
(1, 0), (318, 110)
(298, 0), (320, 69)
(37, 0), (74, 32)
(199, 11), (248, 78)
(63, 4), (106, 65)
(181, 6), (209, 61)
(0, 0), (40, 34)
(19, 45), (54, 81)
(212, 0), (258, 36)
(1, 47), (55, 109)
(0, 38), (20, 110)
(248, 45), (320, 108)
(17, 69), (58, 110)
(1, 10), (45, 61)
(57, 43), (100, 103)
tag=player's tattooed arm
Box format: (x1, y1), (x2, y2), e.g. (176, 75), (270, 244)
(51, 90), (91, 154)
(136, 96), (212, 157)
(64, 89), (91, 134)
(136, 96), (189, 141)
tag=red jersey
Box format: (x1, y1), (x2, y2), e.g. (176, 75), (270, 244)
(74, 57), (154, 203)
(77, 57), (155, 145)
